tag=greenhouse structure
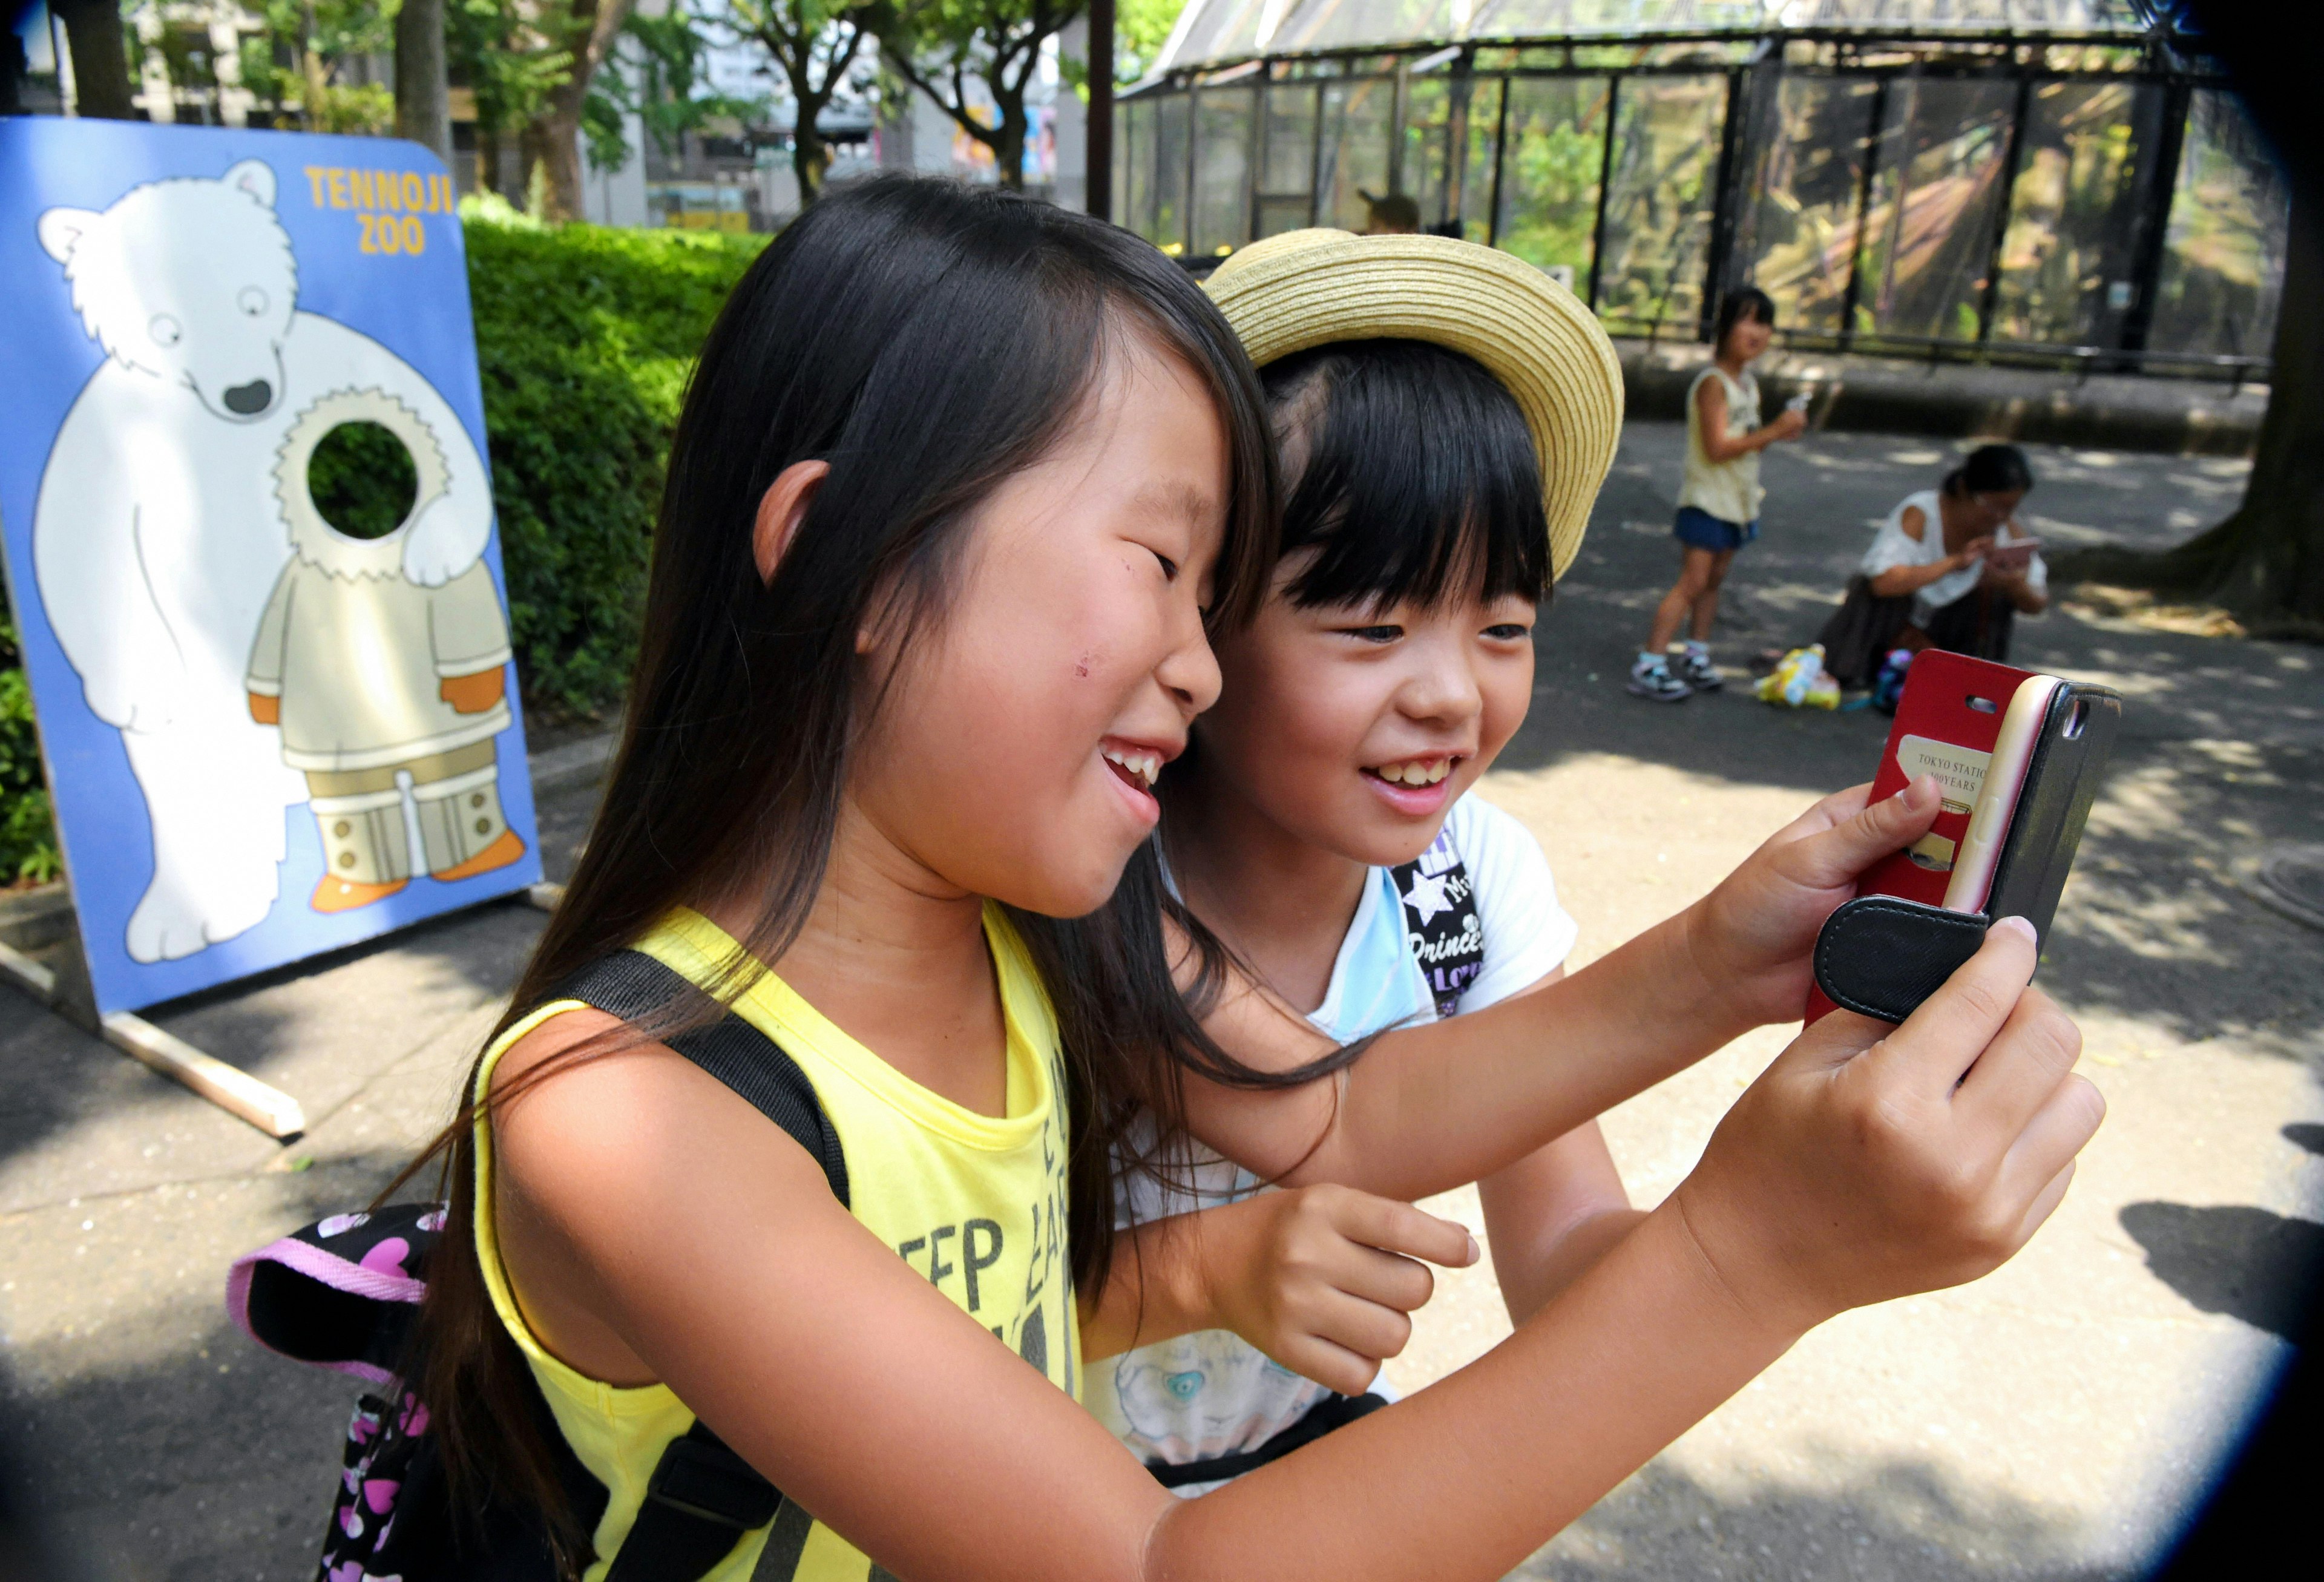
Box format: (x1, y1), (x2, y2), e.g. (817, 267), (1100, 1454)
(1115, 1), (2288, 376)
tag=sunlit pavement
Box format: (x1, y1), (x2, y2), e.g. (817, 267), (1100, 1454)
(1385, 425), (2323, 1581)
(2, 424), (2318, 1580)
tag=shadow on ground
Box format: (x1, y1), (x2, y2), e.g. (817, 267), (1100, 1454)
(2118, 1203), (2324, 1341)
(0, 775), (599, 1200)
(1, 1151), (421, 1582)
(1521, 1459), (2115, 1582)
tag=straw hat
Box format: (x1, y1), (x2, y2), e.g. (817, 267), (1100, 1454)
(1206, 228), (1623, 582)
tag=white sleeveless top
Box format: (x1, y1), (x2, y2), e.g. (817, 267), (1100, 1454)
(1678, 366), (1762, 527)
(1861, 488), (2048, 620)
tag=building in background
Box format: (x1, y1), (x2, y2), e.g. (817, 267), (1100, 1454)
(1120, 0), (2290, 376)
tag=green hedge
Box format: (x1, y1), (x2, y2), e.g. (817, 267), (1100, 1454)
(0, 599), (59, 885)
(468, 215), (765, 715)
(0, 214), (763, 887)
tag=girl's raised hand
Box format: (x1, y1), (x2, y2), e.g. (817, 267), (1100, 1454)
(1670, 917), (2102, 1331)
(1202, 1185), (1480, 1396)
(1679, 775), (1945, 1030)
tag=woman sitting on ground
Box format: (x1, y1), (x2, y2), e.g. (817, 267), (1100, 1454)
(1817, 443), (2049, 689)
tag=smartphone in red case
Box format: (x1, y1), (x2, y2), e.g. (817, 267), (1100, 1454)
(1808, 652), (2119, 1024)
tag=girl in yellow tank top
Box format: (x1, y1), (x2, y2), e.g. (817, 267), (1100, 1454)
(471, 908), (1076, 1580)
(376, 179), (2093, 1582)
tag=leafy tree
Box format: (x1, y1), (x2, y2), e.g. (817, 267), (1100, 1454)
(444, 0), (635, 217)
(447, 0), (576, 204)
(240, 0), (400, 134)
(530, 0), (640, 218)
(875, 0), (1082, 193)
(1112, 0), (1179, 84)
(582, 4), (770, 176)
(720, 0), (877, 206)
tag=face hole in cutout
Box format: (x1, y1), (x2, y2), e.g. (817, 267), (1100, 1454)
(309, 421), (419, 540)
(2064, 697), (2089, 740)
(1966, 694), (1999, 714)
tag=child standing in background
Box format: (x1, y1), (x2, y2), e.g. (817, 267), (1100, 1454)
(1630, 287), (1804, 701)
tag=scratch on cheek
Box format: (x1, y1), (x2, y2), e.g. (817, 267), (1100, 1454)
(1075, 651), (1092, 680)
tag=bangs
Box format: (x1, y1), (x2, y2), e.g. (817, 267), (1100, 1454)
(1262, 338), (1551, 611)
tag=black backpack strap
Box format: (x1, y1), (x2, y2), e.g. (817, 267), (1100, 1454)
(557, 950), (850, 1208)
(1391, 825), (1485, 1020)
(552, 950), (848, 1582)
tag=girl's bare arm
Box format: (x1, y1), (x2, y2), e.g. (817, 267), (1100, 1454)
(1178, 778), (1946, 1198)
(493, 924), (2097, 1582)
(1477, 1120), (1646, 1324)
(1695, 377), (1801, 462)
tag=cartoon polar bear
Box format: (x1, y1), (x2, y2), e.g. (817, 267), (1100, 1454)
(33, 157), (492, 962)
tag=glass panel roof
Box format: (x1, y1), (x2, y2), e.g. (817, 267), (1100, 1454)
(1154, 0), (2161, 72)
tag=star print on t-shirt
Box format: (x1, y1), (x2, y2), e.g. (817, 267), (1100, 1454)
(1402, 867), (1454, 925)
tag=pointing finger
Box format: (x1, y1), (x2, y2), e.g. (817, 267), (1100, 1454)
(1331, 1191), (1480, 1270)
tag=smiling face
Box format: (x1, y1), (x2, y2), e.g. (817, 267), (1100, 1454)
(847, 329), (1230, 918)
(1721, 308), (1773, 363)
(1195, 562), (1537, 870)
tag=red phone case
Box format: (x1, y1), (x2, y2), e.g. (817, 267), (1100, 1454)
(1804, 650), (2040, 1023)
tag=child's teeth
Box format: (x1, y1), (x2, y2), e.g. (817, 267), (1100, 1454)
(1106, 749), (1160, 787)
(1376, 760), (1449, 786)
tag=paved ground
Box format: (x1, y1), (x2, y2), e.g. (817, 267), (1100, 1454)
(1, 424), (2318, 1581)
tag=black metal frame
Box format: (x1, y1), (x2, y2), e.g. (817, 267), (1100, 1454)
(1117, 18), (2273, 379)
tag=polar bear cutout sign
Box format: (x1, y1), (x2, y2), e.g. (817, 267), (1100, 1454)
(29, 154), (497, 965)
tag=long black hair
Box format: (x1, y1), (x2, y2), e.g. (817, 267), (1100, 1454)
(389, 176), (1295, 1567)
(1259, 338), (1551, 611)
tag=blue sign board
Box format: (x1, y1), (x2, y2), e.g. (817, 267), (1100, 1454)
(0, 118), (540, 1015)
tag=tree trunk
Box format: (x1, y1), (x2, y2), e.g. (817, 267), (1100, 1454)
(2059, 191), (2323, 632)
(1085, 0), (1114, 220)
(53, 0), (137, 119)
(534, 84), (588, 220)
(478, 126), (506, 199)
(524, 0), (637, 222)
(992, 87), (1026, 192)
(395, 0), (453, 163)
(2202, 192), (2324, 625)
(2, 25), (27, 116)
(792, 114), (830, 209)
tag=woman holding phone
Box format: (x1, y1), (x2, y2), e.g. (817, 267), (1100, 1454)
(1817, 444), (2049, 691)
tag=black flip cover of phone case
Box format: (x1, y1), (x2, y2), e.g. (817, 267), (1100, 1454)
(1814, 683), (2121, 1023)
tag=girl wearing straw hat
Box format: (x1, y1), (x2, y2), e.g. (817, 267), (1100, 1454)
(1082, 229), (1645, 1489)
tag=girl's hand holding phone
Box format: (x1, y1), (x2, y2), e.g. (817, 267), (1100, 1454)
(1671, 917), (2101, 1330)
(1951, 535), (1995, 572)
(1199, 1185), (1480, 1396)
(1677, 775), (1946, 1032)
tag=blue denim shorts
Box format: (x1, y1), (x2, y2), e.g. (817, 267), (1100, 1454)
(1675, 506), (1758, 552)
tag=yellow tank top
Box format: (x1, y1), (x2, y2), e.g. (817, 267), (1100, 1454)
(471, 906), (1080, 1582)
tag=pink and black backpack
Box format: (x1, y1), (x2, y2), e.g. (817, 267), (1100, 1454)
(228, 951), (850, 1581)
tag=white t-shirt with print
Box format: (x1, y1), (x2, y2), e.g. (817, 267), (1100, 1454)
(1085, 794), (1578, 1491)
